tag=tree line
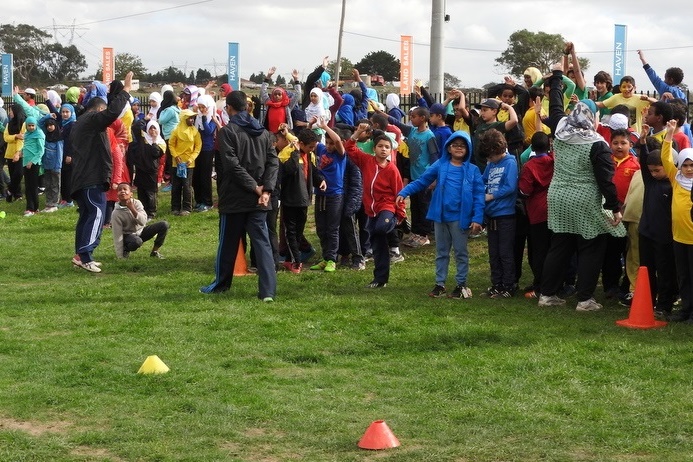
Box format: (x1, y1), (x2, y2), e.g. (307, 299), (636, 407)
(1, 23), (586, 88)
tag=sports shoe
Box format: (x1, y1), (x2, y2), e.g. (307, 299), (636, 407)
(428, 284), (447, 298)
(42, 206), (58, 213)
(310, 260), (327, 271)
(282, 261), (302, 274)
(576, 298), (603, 312)
(390, 251), (405, 263)
(558, 284), (576, 298)
(72, 255), (102, 267)
(351, 261), (366, 271)
(449, 285), (473, 299)
(262, 297), (274, 303)
(364, 250), (373, 262)
(23, 210), (35, 217)
(300, 247), (316, 263)
(366, 281), (387, 289)
(57, 200), (74, 208)
(161, 183), (172, 192)
(618, 292), (633, 307)
(538, 295), (566, 307)
(524, 290), (538, 299)
(490, 289), (513, 299)
(323, 260), (336, 272)
(486, 286), (500, 297)
(180, 211), (191, 216)
(78, 261), (102, 273)
(150, 251), (165, 259)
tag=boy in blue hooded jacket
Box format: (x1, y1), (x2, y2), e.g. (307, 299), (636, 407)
(397, 130), (485, 298)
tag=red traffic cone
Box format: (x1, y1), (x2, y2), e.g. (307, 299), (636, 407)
(358, 420), (400, 450)
(233, 241), (253, 276)
(616, 266), (667, 329)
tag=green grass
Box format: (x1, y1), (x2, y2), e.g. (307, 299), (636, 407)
(1, 192), (693, 461)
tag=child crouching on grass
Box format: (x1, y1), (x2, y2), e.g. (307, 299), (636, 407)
(111, 183), (169, 259)
(396, 130), (484, 298)
(345, 123), (407, 288)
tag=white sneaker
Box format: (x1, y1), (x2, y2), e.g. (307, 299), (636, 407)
(538, 295), (566, 307)
(23, 210), (35, 217)
(42, 206), (59, 213)
(79, 261), (102, 273)
(72, 255), (102, 267)
(576, 298), (602, 312)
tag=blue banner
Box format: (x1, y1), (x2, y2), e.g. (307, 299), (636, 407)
(228, 42), (240, 91)
(613, 25), (627, 81)
(1, 54), (13, 97)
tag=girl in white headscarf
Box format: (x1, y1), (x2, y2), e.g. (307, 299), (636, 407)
(131, 119), (167, 218)
(305, 88), (327, 139)
(148, 92), (162, 121)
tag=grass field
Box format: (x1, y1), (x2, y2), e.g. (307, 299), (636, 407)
(1, 191), (693, 462)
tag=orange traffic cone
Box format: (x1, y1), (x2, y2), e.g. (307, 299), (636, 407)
(616, 266), (667, 329)
(233, 241), (253, 276)
(358, 420), (400, 450)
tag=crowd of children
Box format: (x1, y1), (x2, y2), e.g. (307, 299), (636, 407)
(2, 48), (693, 321)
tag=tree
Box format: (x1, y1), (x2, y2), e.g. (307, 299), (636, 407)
(43, 43), (87, 81)
(275, 75), (286, 85)
(0, 23), (51, 82)
(444, 72), (462, 90)
(354, 51), (400, 81)
(327, 57), (353, 80)
(114, 53), (147, 79)
(496, 29), (589, 78)
(188, 71), (195, 83)
(195, 68), (212, 83)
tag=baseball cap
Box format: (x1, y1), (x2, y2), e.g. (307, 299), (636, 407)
(474, 98), (500, 110)
(429, 103), (447, 115)
(24, 88), (36, 96)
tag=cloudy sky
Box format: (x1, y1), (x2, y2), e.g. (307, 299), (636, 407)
(4, 0), (693, 92)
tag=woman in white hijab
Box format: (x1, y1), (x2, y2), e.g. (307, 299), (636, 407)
(538, 66), (624, 312)
(148, 92), (162, 121)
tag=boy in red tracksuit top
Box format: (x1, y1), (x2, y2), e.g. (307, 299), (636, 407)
(345, 123), (407, 288)
(518, 132), (554, 298)
(602, 128), (641, 298)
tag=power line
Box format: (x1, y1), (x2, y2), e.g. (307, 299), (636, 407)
(40, 0), (214, 28)
(343, 30), (693, 54)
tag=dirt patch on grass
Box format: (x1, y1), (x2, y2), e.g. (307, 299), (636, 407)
(0, 416), (71, 436)
(70, 446), (125, 461)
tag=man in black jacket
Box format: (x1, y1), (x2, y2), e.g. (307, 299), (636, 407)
(70, 71), (133, 273)
(200, 91), (279, 301)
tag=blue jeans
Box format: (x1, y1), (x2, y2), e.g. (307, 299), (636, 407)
(434, 221), (470, 287)
(201, 211), (277, 299)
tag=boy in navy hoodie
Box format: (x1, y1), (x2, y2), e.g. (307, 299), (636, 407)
(397, 130), (485, 298)
(481, 129), (518, 298)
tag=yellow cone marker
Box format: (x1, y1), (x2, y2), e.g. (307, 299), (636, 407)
(137, 355), (170, 374)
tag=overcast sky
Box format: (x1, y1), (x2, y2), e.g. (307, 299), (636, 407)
(4, 0), (693, 92)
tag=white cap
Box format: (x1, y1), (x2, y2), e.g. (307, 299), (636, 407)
(24, 88), (36, 95)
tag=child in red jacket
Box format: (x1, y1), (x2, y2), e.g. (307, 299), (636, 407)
(602, 128), (641, 298)
(519, 132), (554, 298)
(345, 123), (406, 288)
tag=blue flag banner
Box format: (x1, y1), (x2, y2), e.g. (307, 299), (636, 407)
(1, 54), (13, 96)
(613, 25), (627, 81)
(228, 42), (240, 91)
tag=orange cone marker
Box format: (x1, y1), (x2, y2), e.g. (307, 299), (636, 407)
(233, 241), (253, 276)
(616, 266), (667, 329)
(358, 420), (400, 450)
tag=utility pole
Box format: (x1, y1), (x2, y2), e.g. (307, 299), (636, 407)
(429, 0), (445, 96)
(335, 0), (347, 84)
